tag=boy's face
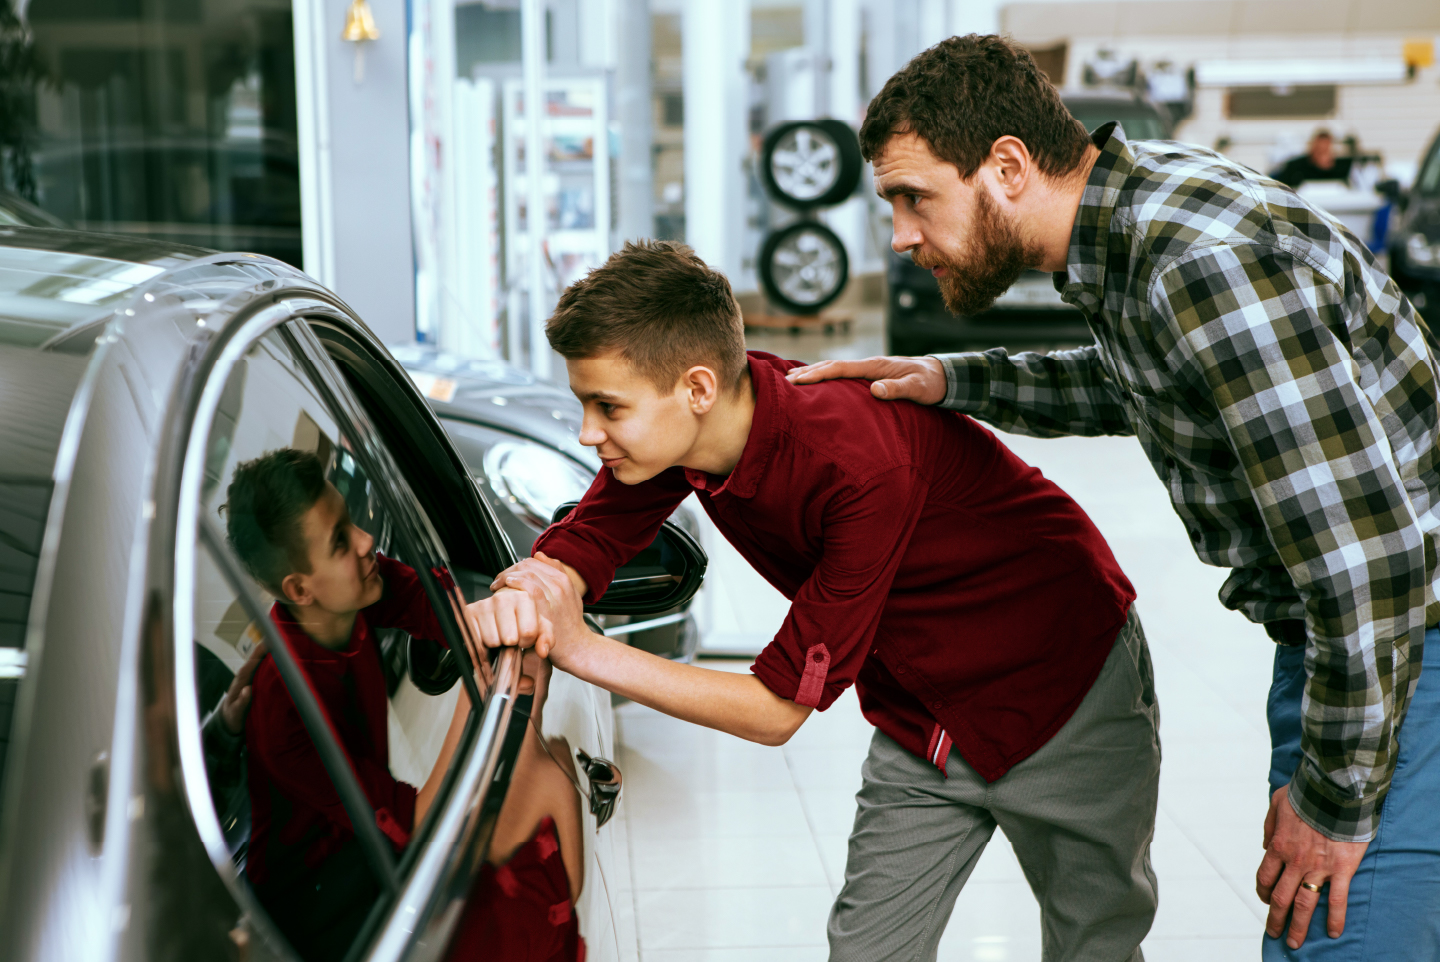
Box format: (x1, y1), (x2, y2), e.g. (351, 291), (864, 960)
(280, 481), (384, 615)
(568, 355), (703, 484)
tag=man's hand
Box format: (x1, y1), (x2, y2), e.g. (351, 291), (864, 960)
(1256, 785), (1369, 949)
(784, 355), (947, 405)
(220, 640), (267, 734)
(494, 553), (592, 669)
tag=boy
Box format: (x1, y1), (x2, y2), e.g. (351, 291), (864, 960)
(224, 448), (471, 962)
(477, 241), (1162, 961)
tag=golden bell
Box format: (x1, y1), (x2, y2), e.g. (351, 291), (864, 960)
(342, 0), (380, 43)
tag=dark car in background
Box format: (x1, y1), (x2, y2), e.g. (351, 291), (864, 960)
(391, 346), (702, 663)
(1389, 127), (1440, 319)
(887, 89), (1174, 356)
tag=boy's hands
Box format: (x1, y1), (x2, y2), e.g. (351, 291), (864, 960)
(463, 590), (555, 658)
(467, 552), (589, 664)
(221, 640), (268, 734)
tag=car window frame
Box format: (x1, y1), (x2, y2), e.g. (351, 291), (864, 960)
(163, 290), (524, 962)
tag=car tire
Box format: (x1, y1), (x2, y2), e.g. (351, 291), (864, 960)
(759, 221), (850, 315)
(760, 119), (863, 210)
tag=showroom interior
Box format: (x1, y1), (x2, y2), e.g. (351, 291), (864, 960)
(2, 0), (1440, 960)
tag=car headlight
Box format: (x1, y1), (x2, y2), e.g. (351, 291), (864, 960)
(1407, 232), (1440, 268)
(482, 440), (597, 529)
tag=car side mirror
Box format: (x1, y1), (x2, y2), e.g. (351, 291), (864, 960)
(549, 502), (708, 616)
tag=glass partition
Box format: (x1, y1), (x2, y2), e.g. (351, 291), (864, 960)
(19, 0), (301, 265)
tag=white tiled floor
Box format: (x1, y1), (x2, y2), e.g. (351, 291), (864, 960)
(608, 321), (1277, 960)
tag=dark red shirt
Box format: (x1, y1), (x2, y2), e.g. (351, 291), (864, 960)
(534, 352), (1135, 780)
(245, 554), (444, 887)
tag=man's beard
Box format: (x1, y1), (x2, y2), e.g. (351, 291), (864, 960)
(914, 190), (1042, 317)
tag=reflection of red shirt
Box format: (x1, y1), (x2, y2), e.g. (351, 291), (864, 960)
(245, 554), (443, 887)
(446, 817), (584, 962)
(536, 352), (1135, 781)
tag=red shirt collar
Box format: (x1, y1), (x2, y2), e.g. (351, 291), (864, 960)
(682, 352), (784, 499)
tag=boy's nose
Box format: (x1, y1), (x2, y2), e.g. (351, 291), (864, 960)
(354, 523), (375, 556)
(578, 418), (605, 447)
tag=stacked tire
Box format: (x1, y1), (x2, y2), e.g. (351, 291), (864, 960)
(757, 119), (863, 315)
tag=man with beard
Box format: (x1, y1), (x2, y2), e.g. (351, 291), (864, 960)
(791, 34), (1440, 961)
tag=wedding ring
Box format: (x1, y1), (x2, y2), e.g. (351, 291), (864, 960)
(1300, 880), (1323, 893)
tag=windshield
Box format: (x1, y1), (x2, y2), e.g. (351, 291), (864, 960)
(1068, 105), (1170, 142)
(1418, 135), (1440, 198)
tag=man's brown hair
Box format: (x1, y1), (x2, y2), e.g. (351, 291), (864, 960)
(546, 240), (747, 391)
(859, 34), (1091, 181)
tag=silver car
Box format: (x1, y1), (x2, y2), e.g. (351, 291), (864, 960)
(0, 228), (704, 961)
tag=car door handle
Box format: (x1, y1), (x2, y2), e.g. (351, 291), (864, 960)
(576, 748), (621, 829)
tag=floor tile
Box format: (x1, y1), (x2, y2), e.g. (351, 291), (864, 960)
(938, 881), (1044, 961)
(798, 789), (863, 836)
(813, 833), (850, 892)
(1140, 938), (1260, 961)
(643, 949), (829, 962)
(630, 834), (828, 890)
(1147, 879), (1265, 939)
(635, 886), (834, 949)
(625, 789), (811, 841)
(782, 747), (869, 792)
(619, 743), (798, 794)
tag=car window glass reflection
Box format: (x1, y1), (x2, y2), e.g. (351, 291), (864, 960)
(188, 330), (471, 960)
(447, 651), (588, 961)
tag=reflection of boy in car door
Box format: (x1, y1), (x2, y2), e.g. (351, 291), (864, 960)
(447, 650), (587, 962)
(474, 241), (1161, 961)
(223, 449), (472, 962)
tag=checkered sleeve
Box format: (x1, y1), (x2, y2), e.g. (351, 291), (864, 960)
(1152, 243), (1427, 842)
(929, 346), (1135, 438)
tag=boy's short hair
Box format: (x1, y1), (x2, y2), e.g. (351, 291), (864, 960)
(546, 240), (748, 391)
(859, 34), (1091, 182)
(224, 448), (327, 593)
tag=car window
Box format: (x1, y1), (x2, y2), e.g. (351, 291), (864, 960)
(181, 324), (480, 960)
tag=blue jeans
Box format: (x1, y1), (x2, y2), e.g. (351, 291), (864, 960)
(1262, 628), (1440, 960)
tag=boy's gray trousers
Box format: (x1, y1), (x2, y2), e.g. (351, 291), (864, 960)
(828, 607), (1161, 962)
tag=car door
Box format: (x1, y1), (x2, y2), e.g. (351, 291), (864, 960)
(168, 296), (623, 962)
(306, 318), (629, 962)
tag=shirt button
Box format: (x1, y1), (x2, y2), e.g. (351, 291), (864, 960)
(932, 701), (943, 710)
(897, 665), (906, 674)
(1163, 457), (1175, 471)
(812, 650), (825, 663)
(1190, 529), (1202, 544)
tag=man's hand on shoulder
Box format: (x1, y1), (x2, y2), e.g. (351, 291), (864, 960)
(784, 355), (947, 405)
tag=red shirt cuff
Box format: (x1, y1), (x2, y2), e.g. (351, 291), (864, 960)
(751, 642), (842, 711)
(531, 525), (617, 604)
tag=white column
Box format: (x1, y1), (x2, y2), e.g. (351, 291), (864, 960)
(825, 0), (872, 275)
(614, 0), (653, 244)
(950, 0), (1002, 37)
(521, 0), (550, 378)
(918, 0), (949, 50)
(682, 0), (749, 280)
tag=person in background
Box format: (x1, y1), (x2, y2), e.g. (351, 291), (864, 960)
(1272, 129), (1353, 188)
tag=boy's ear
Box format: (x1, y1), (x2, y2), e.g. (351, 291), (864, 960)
(682, 364), (721, 414)
(280, 571), (312, 607)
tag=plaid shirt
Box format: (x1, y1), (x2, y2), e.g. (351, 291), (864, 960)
(934, 123), (1439, 842)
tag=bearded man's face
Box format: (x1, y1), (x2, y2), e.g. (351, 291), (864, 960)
(873, 132), (1045, 317)
(912, 187), (1041, 316)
